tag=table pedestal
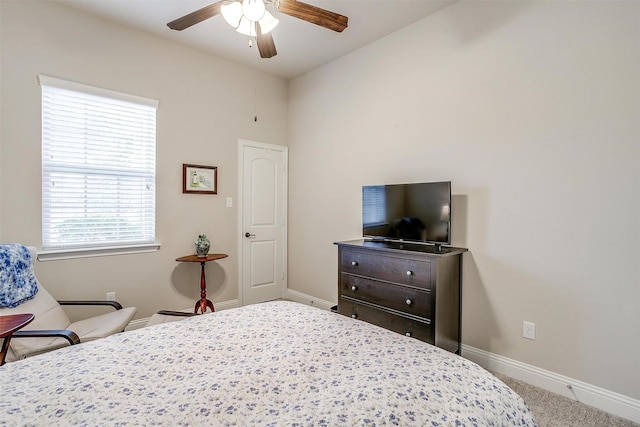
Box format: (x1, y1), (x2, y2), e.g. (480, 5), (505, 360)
(195, 260), (214, 314)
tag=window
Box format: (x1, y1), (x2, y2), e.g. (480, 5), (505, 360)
(39, 75), (158, 257)
(362, 185), (386, 226)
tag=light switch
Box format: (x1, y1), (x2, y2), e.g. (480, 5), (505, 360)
(226, 197), (233, 208)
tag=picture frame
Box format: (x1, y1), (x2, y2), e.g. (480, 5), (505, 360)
(182, 164), (217, 194)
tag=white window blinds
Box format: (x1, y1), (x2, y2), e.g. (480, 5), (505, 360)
(40, 75), (158, 251)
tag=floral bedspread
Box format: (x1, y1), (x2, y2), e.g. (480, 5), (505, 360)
(0, 301), (536, 426)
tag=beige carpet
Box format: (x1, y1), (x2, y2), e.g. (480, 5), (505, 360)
(495, 374), (639, 427)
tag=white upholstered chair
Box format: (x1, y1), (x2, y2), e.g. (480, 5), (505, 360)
(1, 246), (136, 362)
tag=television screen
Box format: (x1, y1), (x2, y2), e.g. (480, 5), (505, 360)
(362, 181), (451, 245)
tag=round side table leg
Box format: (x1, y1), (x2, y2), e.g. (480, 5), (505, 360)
(193, 261), (215, 314)
(1, 337), (12, 366)
(195, 299), (204, 314)
(194, 298), (214, 314)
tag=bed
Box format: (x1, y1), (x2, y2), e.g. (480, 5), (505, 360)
(0, 301), (536, 426)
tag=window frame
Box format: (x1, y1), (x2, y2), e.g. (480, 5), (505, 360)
(38, 75), (160, 261)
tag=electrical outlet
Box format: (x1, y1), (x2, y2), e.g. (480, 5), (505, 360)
(106, 292), (116, 301)
(523, 321), (536, 340)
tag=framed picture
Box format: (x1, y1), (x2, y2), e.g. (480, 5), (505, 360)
(182, 164), (217, 194)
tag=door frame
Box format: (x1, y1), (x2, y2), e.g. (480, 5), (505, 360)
(237, 139), (288, 306)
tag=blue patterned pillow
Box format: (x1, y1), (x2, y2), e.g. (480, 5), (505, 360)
(0, 244), (39, 308)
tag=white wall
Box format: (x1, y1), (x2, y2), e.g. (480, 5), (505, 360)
(287, 1), (639, 400)
(0, 1), (288, 318)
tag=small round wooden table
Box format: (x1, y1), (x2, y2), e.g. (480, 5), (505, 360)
(1, 313), (35, 365)
(176, 253), (228, 314)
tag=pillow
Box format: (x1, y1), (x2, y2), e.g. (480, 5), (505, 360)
(0, 244), (39, 308)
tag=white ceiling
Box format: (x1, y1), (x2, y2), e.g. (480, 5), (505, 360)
(55, 0), (457, 80)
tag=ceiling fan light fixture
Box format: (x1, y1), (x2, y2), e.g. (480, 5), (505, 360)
(236, 16), (257, 37)
(168, 0), (348, 60)
(242, 0), (266, 22)
(221, 2), (243, 28)
(258, 11), (279, 34)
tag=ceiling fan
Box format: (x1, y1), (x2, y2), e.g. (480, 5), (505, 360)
(167, 0), (348, 59)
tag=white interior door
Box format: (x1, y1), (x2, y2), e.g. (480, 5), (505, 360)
(239, 140), (287, 305)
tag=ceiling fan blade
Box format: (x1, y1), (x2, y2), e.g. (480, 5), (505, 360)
(167, 1), (226, 31)
(257, 25), (277, 59)
(278, 0), (348, 32)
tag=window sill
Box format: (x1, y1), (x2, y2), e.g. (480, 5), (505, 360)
(37, 243), (161, 261)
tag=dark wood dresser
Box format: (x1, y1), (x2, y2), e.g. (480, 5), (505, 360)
(335, 239), (467, 353)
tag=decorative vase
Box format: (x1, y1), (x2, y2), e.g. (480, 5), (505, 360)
(195, 233), (210, 257)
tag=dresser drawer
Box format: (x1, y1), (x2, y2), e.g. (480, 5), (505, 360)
(340, 249), (431, 289)
(339, 298), (434, 343)
(341, 274), (432, 319)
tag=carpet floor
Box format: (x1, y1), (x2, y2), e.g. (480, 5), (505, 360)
(495, 374), (639, 427)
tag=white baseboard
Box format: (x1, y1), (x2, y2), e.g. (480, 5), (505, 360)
(284, 288), (335, 311)
(126, 318), (149, 330)
(462, 344), (640, 423)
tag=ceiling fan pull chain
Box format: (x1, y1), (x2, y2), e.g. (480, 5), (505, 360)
(254, 70), (258, 122)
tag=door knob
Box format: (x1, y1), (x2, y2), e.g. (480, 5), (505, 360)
(245, 232), (255, 238)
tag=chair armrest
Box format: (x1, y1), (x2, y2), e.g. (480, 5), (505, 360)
(12, 329), (80, 345)
(156, 310), (197, 317)
(58, 300), (123, 310)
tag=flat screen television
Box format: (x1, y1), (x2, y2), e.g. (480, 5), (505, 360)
(362, 181), (451, 246)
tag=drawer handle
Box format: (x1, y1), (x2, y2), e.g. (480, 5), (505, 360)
(351, 286), (357, 291)
(351, 314), (358, 319)
(405, 299), (412, 305)
(406, 270), (413, 276)
(405, 332), (412, 337)
(351, 261), (358, 267)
